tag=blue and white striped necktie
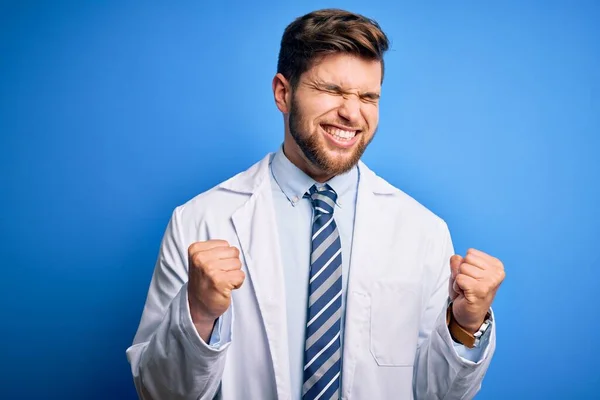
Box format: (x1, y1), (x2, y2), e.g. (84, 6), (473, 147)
(302, 184), (342, 400)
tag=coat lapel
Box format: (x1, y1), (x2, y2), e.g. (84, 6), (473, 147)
(227, 154), (292, 399)
(342, 162), (399, 399)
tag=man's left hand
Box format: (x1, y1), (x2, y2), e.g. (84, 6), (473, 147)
(449, 248), (505, 333)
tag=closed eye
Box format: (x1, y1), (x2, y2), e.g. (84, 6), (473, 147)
(360, 93), (380, 103)
(322, 84), (345, 95)
(310, 81), (380, 102)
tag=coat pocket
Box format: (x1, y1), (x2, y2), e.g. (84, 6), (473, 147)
(369, 280), (421, 367)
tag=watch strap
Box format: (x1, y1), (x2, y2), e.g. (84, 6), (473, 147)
(446, 302), (491, 349)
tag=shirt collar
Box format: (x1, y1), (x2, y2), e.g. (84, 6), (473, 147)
(270, 144), (358, 207)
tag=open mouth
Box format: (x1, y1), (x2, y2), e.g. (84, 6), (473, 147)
(320, 124), (361, 148)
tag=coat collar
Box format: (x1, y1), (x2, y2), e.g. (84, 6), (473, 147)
(218, 152), (399, 196)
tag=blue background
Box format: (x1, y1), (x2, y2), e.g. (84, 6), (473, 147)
(1, 1), (599, 399)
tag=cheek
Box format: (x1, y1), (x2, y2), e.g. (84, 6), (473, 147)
(310, 94), (343, 118)
(363, 106), (379, 131)
(305, 100), (339, 130)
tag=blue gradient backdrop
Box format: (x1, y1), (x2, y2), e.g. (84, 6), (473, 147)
(1, 1), (599, 399)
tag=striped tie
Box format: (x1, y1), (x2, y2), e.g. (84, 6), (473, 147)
(302, 184), (342, 400)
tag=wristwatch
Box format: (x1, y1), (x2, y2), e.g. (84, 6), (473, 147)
(446, 300), (492, 348)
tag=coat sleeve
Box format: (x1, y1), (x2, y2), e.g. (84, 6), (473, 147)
(126, 206), (230, 400)
(413, 222), (496, 400)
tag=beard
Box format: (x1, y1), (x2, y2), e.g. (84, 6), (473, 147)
(288, 95), (375, 177)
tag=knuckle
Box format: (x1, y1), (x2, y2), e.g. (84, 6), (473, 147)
(205, 269), (220, 284)
(498, 269), (506, 281)
(188, 242), (200, 256)
(460, 264), (471, 275)
(464, 254), (475, 266)
(202, 267), (213, 279)
(232, 270), (245, 283)
(227, 247), (238, 258)
(192, 252), (206, 267)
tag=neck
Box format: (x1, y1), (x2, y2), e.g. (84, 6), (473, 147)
(282, 137), (335, 183)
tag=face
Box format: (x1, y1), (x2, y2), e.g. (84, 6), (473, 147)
(275, 53), (382, 182)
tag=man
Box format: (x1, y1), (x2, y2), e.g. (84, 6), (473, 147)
(127, 8), (504, 400)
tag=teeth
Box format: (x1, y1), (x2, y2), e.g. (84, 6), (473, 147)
(324, 126), (357, 140)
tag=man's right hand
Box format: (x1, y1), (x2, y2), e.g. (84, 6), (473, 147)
(187, 240), (245, 343)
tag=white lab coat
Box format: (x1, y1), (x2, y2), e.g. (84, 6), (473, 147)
(126, 153), (496, 400)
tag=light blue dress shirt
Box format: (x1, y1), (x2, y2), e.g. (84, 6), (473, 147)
(269, 146), (358, 397)
(209, 145), (489, 398)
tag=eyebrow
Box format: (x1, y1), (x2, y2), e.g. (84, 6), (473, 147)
(310, 81), (381, 100)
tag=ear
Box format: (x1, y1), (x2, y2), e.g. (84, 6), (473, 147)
(272, 73), (292, 114)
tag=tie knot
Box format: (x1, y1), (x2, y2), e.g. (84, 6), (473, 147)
(305, 184), (338, 215)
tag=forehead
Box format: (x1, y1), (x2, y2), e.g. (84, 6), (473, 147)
(302, 53), (382, 91)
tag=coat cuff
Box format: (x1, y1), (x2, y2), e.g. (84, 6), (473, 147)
(435, 303), (495, 367)
(180, 283), (232, 357)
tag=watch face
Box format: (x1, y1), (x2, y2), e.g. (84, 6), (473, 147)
(474, 320), (492, 344)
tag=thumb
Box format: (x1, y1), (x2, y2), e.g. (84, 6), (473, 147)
(450, 255), (463, 279)
(448, 255), (463, 300)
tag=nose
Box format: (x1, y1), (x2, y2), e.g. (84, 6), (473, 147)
(337, 95), (361, 125)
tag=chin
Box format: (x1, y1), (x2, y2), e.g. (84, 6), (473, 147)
(320, 153), (360, 175)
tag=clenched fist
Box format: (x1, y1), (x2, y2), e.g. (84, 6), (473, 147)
(449, 248), (505, 333)
(187, 240), (245, 342)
